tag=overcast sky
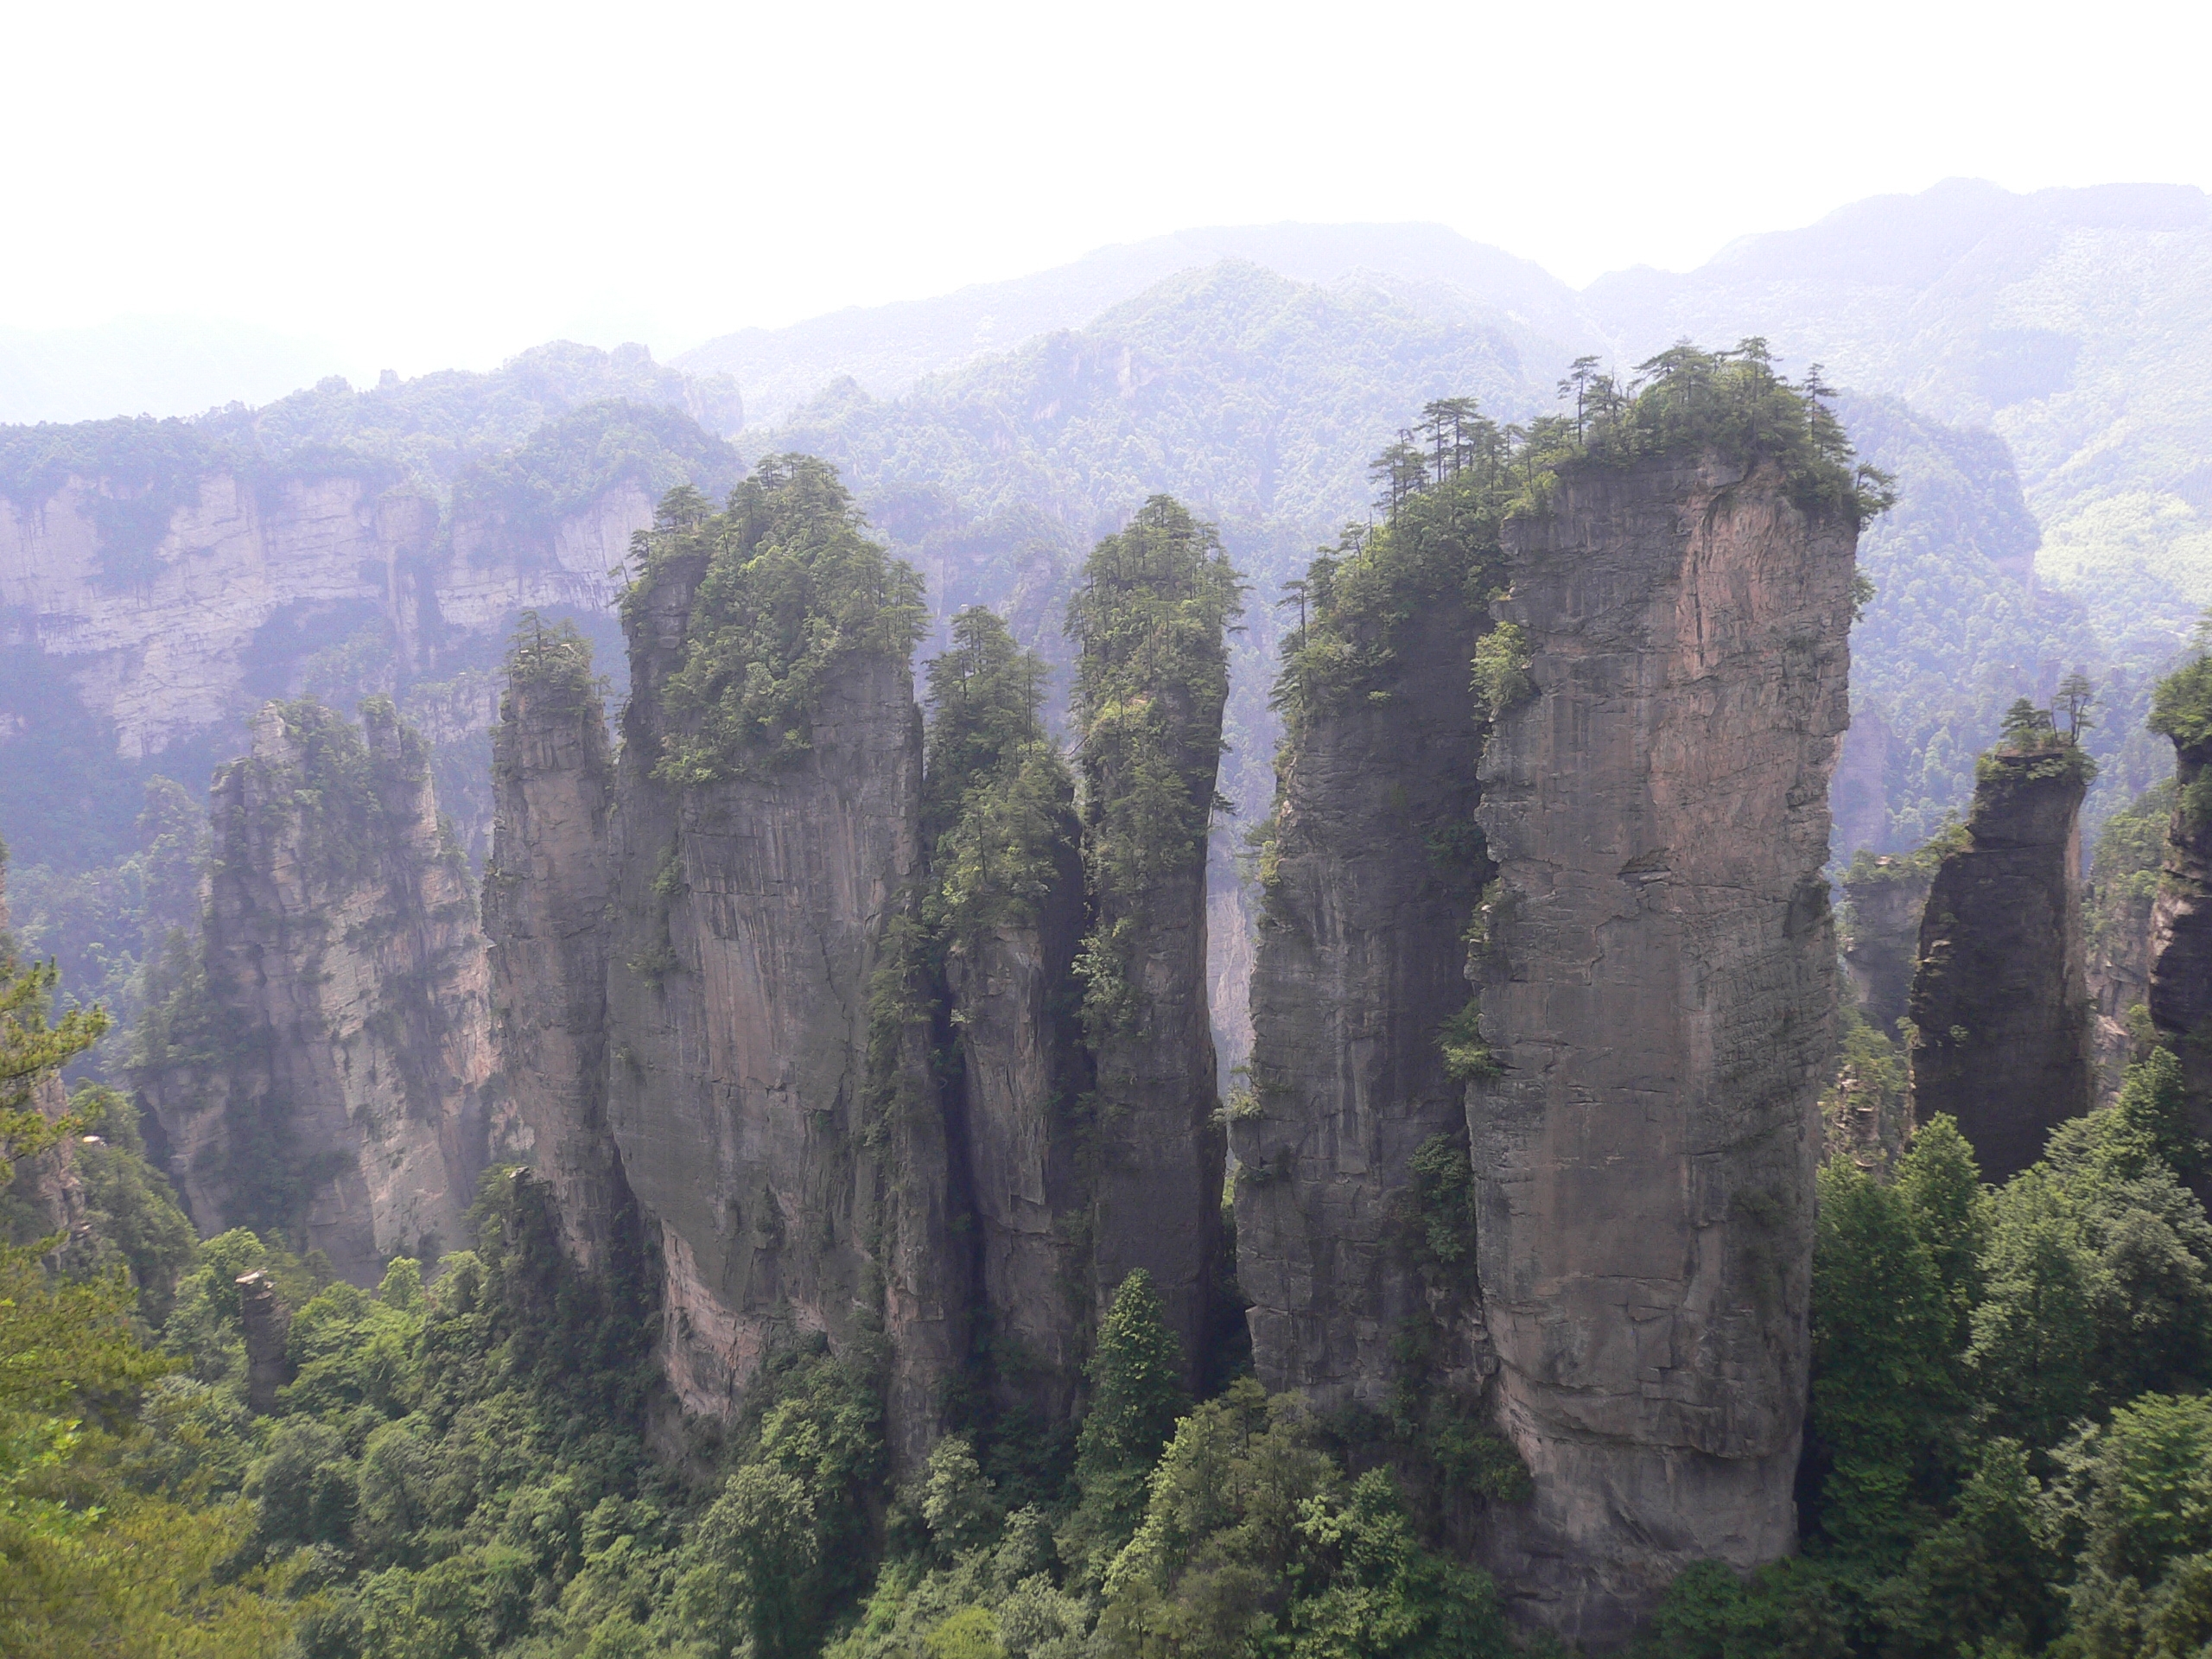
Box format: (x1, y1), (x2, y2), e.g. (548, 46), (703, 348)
(6, 0), (2202, 378)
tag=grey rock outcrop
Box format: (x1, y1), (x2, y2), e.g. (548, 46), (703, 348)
(2148, 734), (2212, 1154)
(1235, 590), (1493, 1412)
(604, 543), (964, 1463)
(942, 817), (1090, 1422)
(1468, 453), (1854, 1643)
(1909, 746), (2093, 1180)
(481, 635), (627, 1272)
(237, 1270), (295, 1413)
(1840, 845), (1940, 1035)
(135, 698), (510, 1281)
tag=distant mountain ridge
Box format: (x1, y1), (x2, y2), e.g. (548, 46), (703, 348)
(675, 222), (1590, 424)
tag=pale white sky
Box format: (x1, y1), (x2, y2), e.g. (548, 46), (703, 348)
(5, 0), (2200, 378)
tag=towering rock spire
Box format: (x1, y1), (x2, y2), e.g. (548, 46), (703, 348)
(601, 464), (963, 1465)
(1067, 496), (1242, 1383)
(1235, 474), (1504, 1417)
(1909, 726), (2094, 1179)
(1469, 449), (1856, 1642)
(135, 696), (504, 1282)
(481, 616), (627, 1271)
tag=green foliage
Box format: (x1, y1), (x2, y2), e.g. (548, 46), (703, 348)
(1435, 998), (1496, 1082)
(1095, 1380), (1516, 1659)
(1514, 339), (1893, 526)
(1470, 621), (1531, 716)
(1069, 498), (1242, 1041)
(1637, 1558), (1848, 1659)
(2088, 779), (2176, 963)
(1273, 439), (1512, 734)
(48, 1084), (199, 1325)
(639, 457), (929, 785)
(1808, 1162), (1960, 1563)
(454, 400), (741, 540)
(1069, 497), (1243, 888)
(920, 608), (1076, 946)
(2149, 652), (2212, 754)
(1065, 1271), (1190, 1580)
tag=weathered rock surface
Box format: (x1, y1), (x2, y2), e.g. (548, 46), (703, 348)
(481, 647), (627, 1272)
(136, 699), (509, 1281)
(1469, 454), (1853, 1643)
(2148, 739), (2212, 1154)
(1235, 591), (1492, 1412)
(943, 824), (1090, 1422)
(2085, 783), (2170, 1104)
(1840, 847), (1938, 1035)
(1909, 747), (2093, 1180)
(0, 470), (646, 763)
(603, 547), (963, 1462)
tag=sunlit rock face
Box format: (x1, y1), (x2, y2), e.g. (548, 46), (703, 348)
(1468, 453), (1854, 1645)
(138, 700), (506, 1284)
(601, 544), (964, 1469)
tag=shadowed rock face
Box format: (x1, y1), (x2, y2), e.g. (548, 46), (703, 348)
(1842, 853), (1936, 1036)
(1468, 454), (1854, 1644)
(1235, 590), (1493, 1412)
(482, 659), (627, 1273)
(604, 547), (964, 1465)
(2148, 734), (2212, 1170)
(1910, 750), (2093, 1180)
(138, 699), (507, 1284)
(1079, 708), (1230, 1387)
(943, 818), (1091, 1423)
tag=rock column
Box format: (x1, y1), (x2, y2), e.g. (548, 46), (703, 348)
(482, 635), (627, 1270)
(1468, 454), (1854, 1643)
(1909, 747), (2093, 1179)
(1235, 592), (1492, 1410)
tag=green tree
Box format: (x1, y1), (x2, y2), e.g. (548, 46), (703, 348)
(1892, 1115), (1987, 1345)
(1067, 1271), (1190, 1577)
(1808, 1162), (1959, 1563)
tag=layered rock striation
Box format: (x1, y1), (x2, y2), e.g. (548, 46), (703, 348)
(1909, 741), (2093, 1179)
(1468, 451), (1855, 1642)
(135, 697), (506, 1281)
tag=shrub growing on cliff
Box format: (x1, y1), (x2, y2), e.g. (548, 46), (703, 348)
(635, 457), (928, 786)
(1067, 498), (1242, 1039)
(921, 607), (1075, 946)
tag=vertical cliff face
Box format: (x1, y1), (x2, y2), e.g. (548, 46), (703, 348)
(1469, 454), (1854, 1643)
(2085, 780), (2171, 1103)
(1909, 746), (2093, 1179)
(481, 626), (626, 1272)
(1840, 847), (1939, 1036)
(1236, 579), (1494, 1412)
(2146, 697), (2212, 1154)
(137, 698), (506, 1281)
(600, 467), (962, 1463)
(1068, 498), (1241, 1383)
